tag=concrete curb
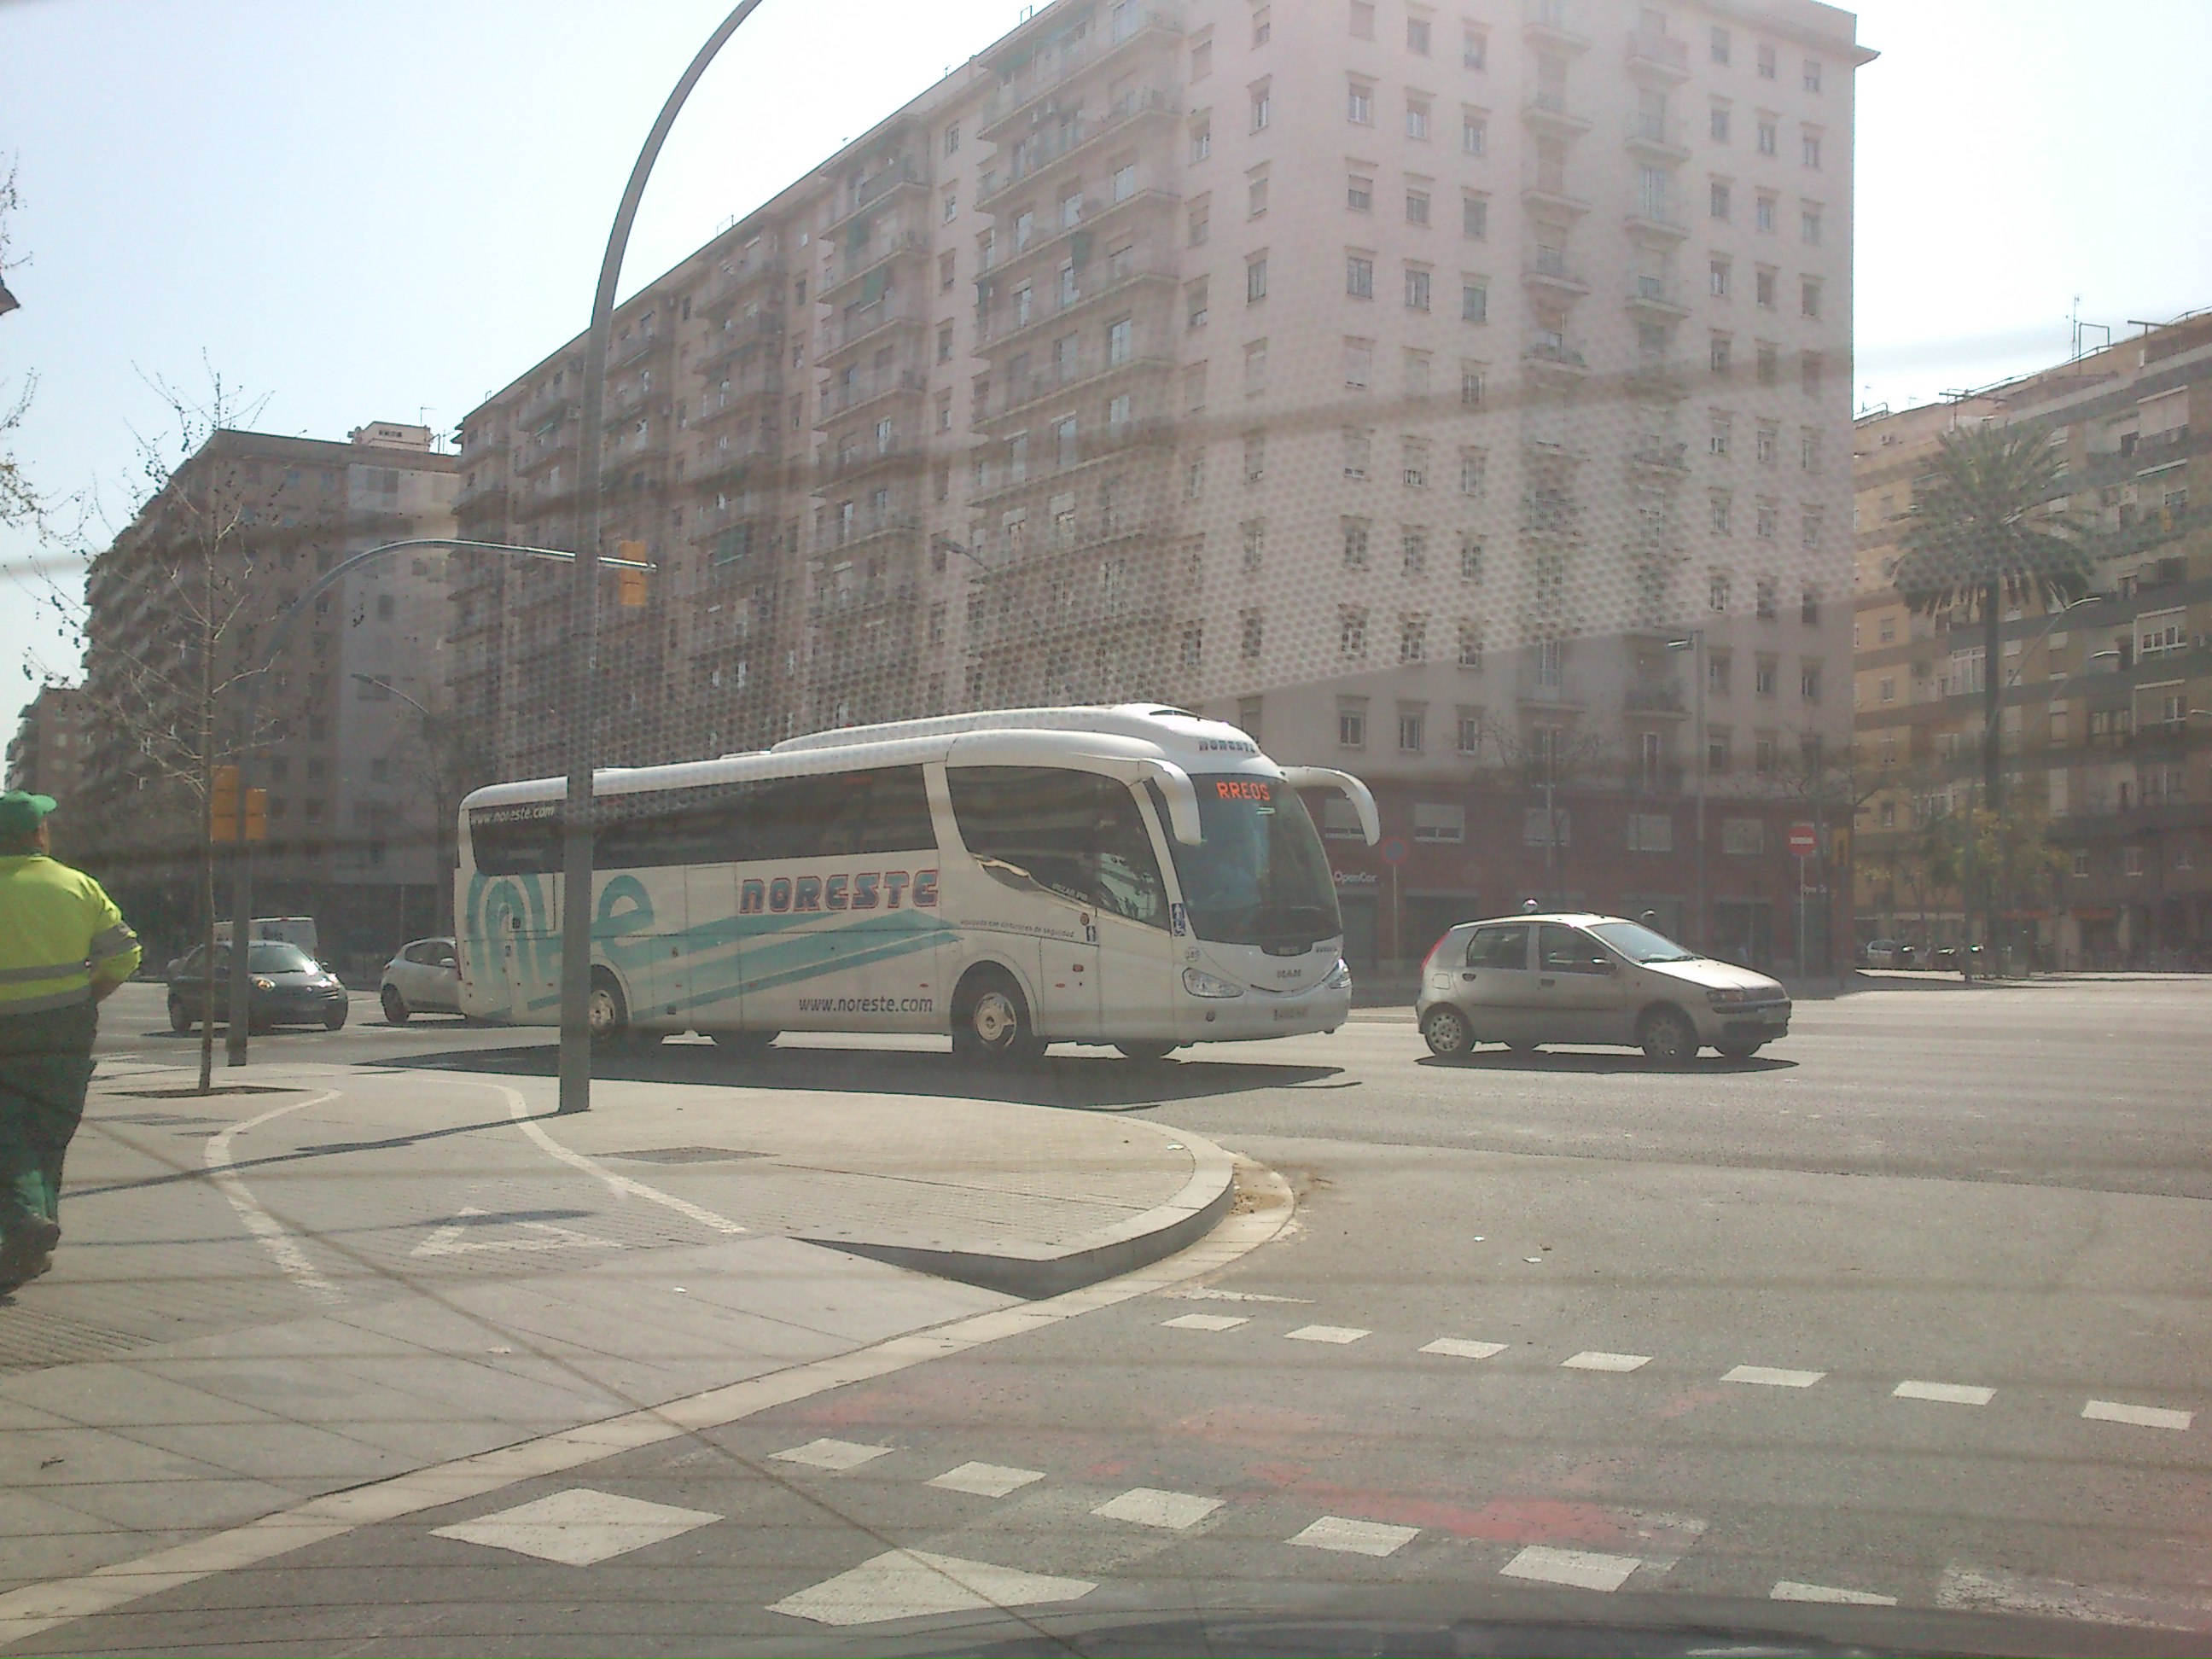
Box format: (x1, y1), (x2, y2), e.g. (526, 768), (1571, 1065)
(806, 1124), (1240, 1300)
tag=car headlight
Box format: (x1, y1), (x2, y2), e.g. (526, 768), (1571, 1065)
(1181, 966), (1244, 998)
(1706, 987), (1753, 1006)
(252, 977), (276, 992)
(1321, 958), (1353, 992)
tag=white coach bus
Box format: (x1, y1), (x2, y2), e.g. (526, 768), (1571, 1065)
(455, 705), (1379, 1060)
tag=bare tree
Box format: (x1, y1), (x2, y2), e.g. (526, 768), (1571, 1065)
(2, 156), (42, 533)
(35, 368), (281, 1091)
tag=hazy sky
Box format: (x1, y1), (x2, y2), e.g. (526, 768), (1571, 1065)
(4, 0), (2209, 707)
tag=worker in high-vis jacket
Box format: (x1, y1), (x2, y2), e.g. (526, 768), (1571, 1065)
(0, 791), (140, 1292)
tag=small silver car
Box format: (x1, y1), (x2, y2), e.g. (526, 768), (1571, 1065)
(1415, 912), (1791, 1062)
(379, 936), (461, 1023)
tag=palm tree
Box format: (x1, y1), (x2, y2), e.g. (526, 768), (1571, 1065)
(1891, 422), (2096, 817)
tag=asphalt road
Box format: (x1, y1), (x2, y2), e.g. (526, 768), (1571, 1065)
(55, 976), (2212, 1656)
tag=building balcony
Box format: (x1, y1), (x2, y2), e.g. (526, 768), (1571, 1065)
(690, 445), (783, 495)
(1524, 249), (1590, 297)
(823, 232), (931, 306)
(458, 429), (510, 467)
(1625, 27), (1691, 79)
(519, 387), (575, 432)
(978, 87), (1180, 212)
(1625, 207), (1690, 242)
(978, 259), (1178, 351)
(1626, 112), (1691, 162)
(1626, 275), (1691, 317)
(1628, 438), (1690, 474)
(1522, 0), (1590, 53)
(1626, 764), (1688, 794)
(821, 368), (928, 422)
(808, 580), (919, 626)
(1624, 678), (1688, 716)
(698, 259), (785, 317)
(823, 158), (928, 241)
(814, 511), (921, 560)
(512, 432), (577, 477)
(694, 376), (785, 432)
(1520, 173), (1592, 218)
(977, 351), (1174, 430)
(611, 328), (672, 371)
(815, 443), (926, 490)
(976, 7), (1185, 142)
(967, 419), (1176, 509)
(696, 310), (787, 376)
(1521, 88), (1592, 138)
(819, 296), (930, 366)
(1523, 335), (1590, 377)
(976, 186), (1178, 294)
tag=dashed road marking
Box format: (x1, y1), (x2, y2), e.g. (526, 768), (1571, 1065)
(410, 1204), (622, 1258)
(430, 1488), (719, 1566)
(1725, 1365), (1825, 1388)
(2082, 1399), (2193, 1431)
(768, 1550), (1095, 1627)
(1895, 1380), (1994, 1406)
(1092, 1487), (1222, 1530)
(771, 1438), (894, 1472)
(1285, 1324), (1371, 1344)
(1500, 1545), (1643, 1592)
(1773, 1579), (1897, 1606)
(1163, 1287), (1313, 1303)
(928, 1462), (1045, 1499)
(1562, 1350), (1651, 1373)
(1290, 1516), (1421, 1557)
(1421, 1337), (1509, 1359)
(1162, 1313), (1248, 1331)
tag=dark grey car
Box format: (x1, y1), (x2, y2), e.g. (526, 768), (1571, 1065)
(167, 941), (349, 1033)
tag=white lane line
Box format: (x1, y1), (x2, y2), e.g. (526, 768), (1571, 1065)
(928, 1462), (1045, 1499)
(771, 1438), (893, 1472)
(1895, 1380), (1994, 1406)
(0, 1159), (1298, 1650)
(1162, 1313), (1248, 1331)
(2082, 1399), (2194, 1431)
(1422, 1338), (1508, 1359)
(1163, 1287), (1313, 1303)
(1285, 1324), (1371, 1344)
(1290, 1516), (1419, 1557)
(1725, 1365), (1825, 1388)
(1773, 1580), (1897, 1606)
(769, 1550), (1095, 1627)
(1562, 1350), (1651, 1373)
(477, 1080), (748, 1235)
(410, 1205), (621, 1258)
(1937, 1564), (2212, 1631)
(1092, 1487), (1222, 1530)
(203, 1089), (345, 1306)
(1500, 1545), (1642, 1592)
(430, 1487), (719, 1566)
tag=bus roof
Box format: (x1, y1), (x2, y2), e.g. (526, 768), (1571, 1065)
(459, 705), (1272, 814)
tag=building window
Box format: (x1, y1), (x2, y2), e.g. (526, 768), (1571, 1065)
(1802, 206), (1823, 245)
(1710, 333), (1732, 375)
(944, 123), (961, 154)
(1187, 278), (1209, 329)
(1251, 84), (1272, 130)
(1344, 336), (1375, 387)
(1457, 622), (1484, 671)
(1253, 6), (1271, 44)
(1803, 57), (1823, 92)
(1755, 267), (1776, 309)
(1398, 707), (1427, 750)
(1710, 571), (1732, 612)
(1755, 656), (1778, 696)
(1801, 662), (1823, 701)
(1627, 812), (1674, 853)
(1710, 257), (1732, 298)
(1462, 110), (1487, 154)
(1416, 803), (1465, 843)
(1405, 267), (1431, 310)
(1407, 14), (1432, 54)
(1710, 102), (1731, 143)
(1348, 173), (1374, 212)
(1756, 192), (1777, 232)
(1461, 280), (1487, 322)
(1240, 608), (1263, 658)
(1190, 123), (1212, 161)
(1247, 254), (1269, 302)
(1348, 79), (1374, 124)
(1757, 41), (1778, 78)
(1190, 201), (1211, 244)
(1342, 428), (1371, 476)
(1402, 439), (1429, 488)
(1802, 130), (1822, 169)
(1801, 352), (1824, 395)
(1710, 412), (1732, 456)
(1710, 180), (1732, 220)
(1458, 446), (1486, 495)
(1242, 517), (1266, 571)
(1347, 253), (1376, 298)
(1458, 533), (1484, 580)
(1710, 490), (1732, 534)
(1406, 98), (1431, 140)
(1407, 187), (1431, 226)
(1340, 607), (1368, 658)
(1338, 700), (1367, 747)
(1192, 38), (1214, 79)
(1710, 24), (1731, 63)
(1350, 0), (1376, 38)
(1401, 526), (1429, 575)
(1342, 517), (1371, 568)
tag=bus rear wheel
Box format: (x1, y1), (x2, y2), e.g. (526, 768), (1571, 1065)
(953, 969), (1042, 1062)
(586, 971), (631, 1050)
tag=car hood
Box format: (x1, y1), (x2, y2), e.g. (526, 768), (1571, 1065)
(1644, 958), (1787, 998)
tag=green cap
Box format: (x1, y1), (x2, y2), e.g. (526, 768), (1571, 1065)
(0, 790), (57, 838)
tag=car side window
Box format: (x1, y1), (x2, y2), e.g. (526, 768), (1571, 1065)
(1465, 924), (1528, 969)
(1539, 923), (1610, 974)
(433, 945), (457, 967)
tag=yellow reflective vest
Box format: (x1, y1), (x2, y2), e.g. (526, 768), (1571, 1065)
(0, 854), (142, 1016)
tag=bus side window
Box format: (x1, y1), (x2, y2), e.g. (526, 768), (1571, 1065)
(1093, 779), (1168, 928)
(948, 766), (1091, 902)
(857, 766), (937, 853)
(470, 811), (561, 875)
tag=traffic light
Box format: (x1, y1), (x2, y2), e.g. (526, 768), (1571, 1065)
(244, 788), (268, 843)
(210, 765), (240, 843)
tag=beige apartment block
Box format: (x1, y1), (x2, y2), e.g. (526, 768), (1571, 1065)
(456, 0), (1871, 972)
(5, 684), (94, 853)
(78, 423), (458, 966)
(1852, 307), (2212, 969)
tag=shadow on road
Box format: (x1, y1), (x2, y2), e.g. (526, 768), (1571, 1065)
(1417, 1050), (1794, 1075)
(382, 1039), (1344, 1110)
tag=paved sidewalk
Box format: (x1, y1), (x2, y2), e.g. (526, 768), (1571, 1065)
(0, 1051), (1236, 1601)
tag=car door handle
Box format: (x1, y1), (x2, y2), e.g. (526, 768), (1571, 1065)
(1460, 971), (1479, 981)
(1540, 976), (1557, 987)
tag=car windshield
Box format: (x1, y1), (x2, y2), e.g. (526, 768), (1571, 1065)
(246, 942), (317, 974)
(1161, 775), (1340, 949)
(1586, 921), (1701, 964)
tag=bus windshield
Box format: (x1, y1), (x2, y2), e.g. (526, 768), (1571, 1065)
(1167, 775), (1341, 950)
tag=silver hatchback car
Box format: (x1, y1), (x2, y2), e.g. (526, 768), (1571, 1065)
(1415, 912), (1791, 1062)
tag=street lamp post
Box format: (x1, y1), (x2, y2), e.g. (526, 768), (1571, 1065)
(556, 0), (765, 1117)
(1667, 629), (1708, 951)
(224, 538), (650, 1066)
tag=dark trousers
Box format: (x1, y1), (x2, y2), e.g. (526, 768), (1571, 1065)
(0, 1002), (97, 1243)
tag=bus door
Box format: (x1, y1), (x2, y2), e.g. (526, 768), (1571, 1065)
(1091, 779), (1177, 1038)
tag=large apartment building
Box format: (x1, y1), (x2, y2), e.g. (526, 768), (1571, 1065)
(1851, 308), (2212, 969)
(5, 684), (94, 853)
(79, 422), (458, 962)
(456, 0), (1870, 972)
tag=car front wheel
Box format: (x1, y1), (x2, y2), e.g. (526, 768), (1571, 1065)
(381, 987), (410, 1024)
(1421, 1004), (1473, 1057)
(168, 995), (192, 1033)
(323, 1003), (349, 1032)
(1639, 1006), (1700, 1064)
(1715, 1039), (1764, 1059)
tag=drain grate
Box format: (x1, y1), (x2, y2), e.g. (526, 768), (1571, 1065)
(607, 1146), (768, 1165)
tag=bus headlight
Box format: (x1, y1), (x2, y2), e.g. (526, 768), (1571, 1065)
(1321, 958), (1353, 992)
(1181, 967), (1243, 998)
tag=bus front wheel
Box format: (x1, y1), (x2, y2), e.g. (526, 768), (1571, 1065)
(953, 969), (1042, 1062)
